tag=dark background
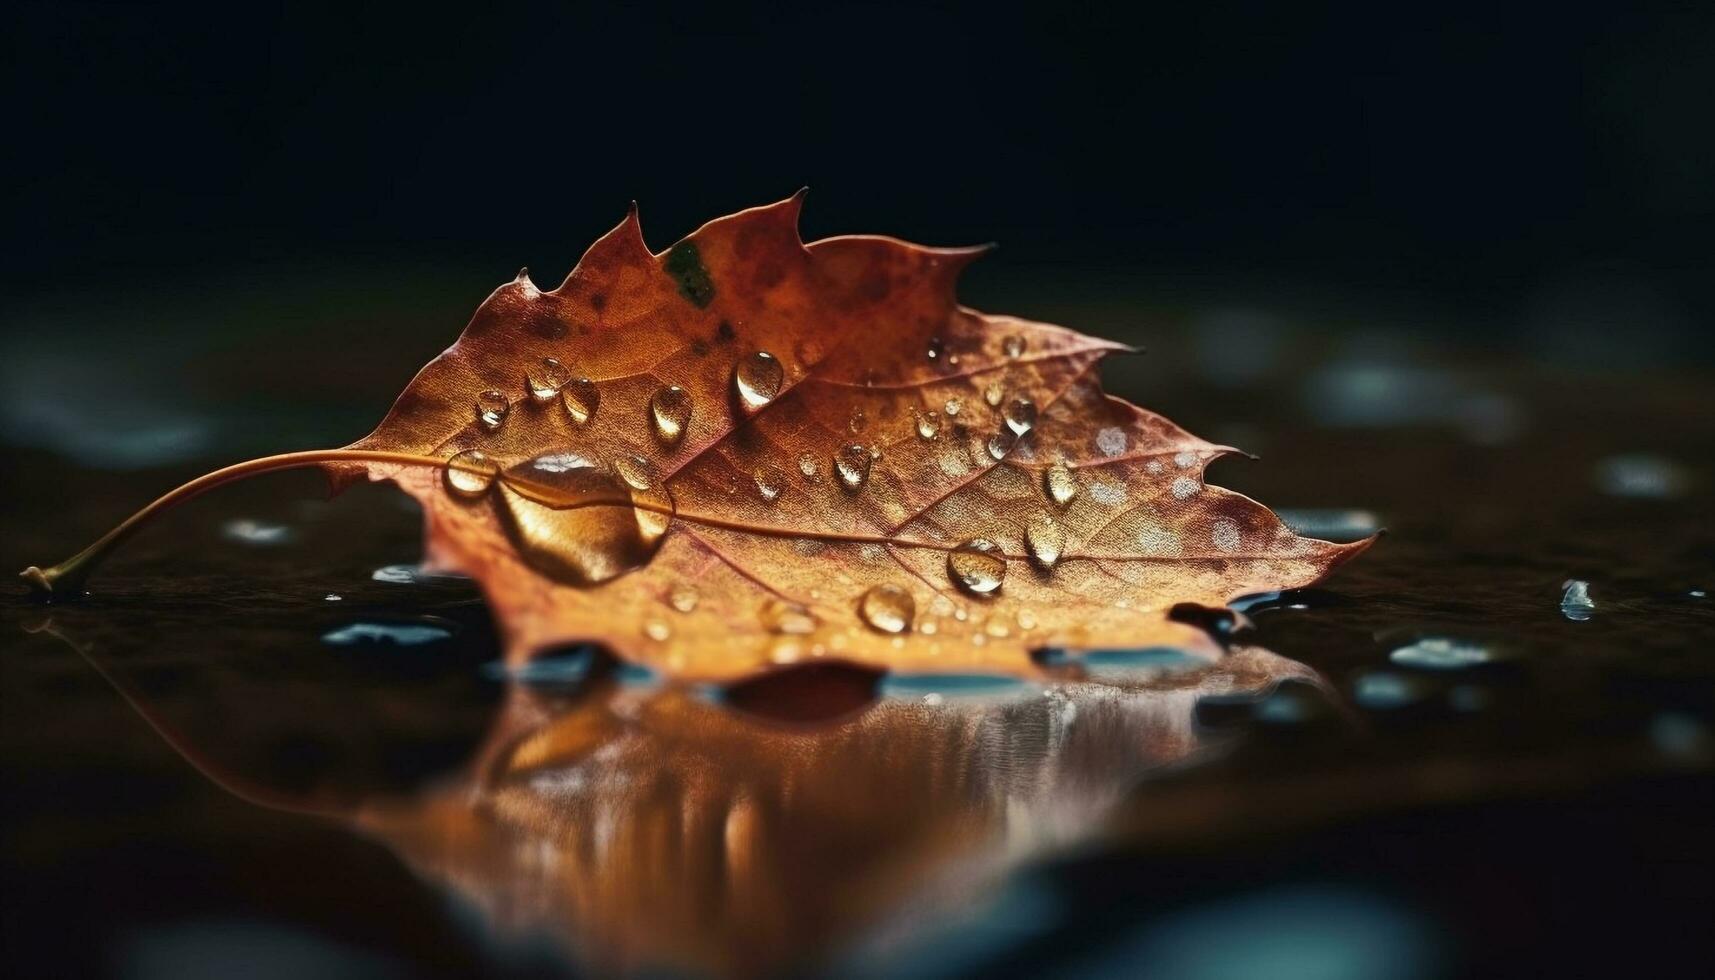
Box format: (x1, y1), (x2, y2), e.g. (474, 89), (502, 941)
(5, 1), (1711, 358)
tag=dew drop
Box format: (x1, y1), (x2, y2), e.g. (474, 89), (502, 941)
(835, 444), (872, 491)
(650, 385), (692, 443)
(1004, 397), (1037, 435)
(859, 584), (915, 634)
(1561, 579), (1596, 621)
(560, 377), (599, 424)
(916, 409), (941, 440)
(948, 538), (1007, 596)
(733, 351), (783, 411)
(613, 454), (655, 491)
(669, 585), (700, 613)
(986, 429), (1016, 460)
(494, 452), (674, 587)
(944, 397), (963, 416)
(475, 390), (510, 431)
(1044, 461), (1079, 506)
(1026, 514), (1064, 568)
(645, 620), (671, 641)
(527, 357), (571, 402)
(848, 406), (867, 434)
(444, 449), (497, 499)
(1003, 335), (1026, 359)
(926, 336), (945, 362)
(797, 452), (820, 480)
(983, 381), (1004, 407)
(753, 464), (786, 503)
(763, 599), (818, 635)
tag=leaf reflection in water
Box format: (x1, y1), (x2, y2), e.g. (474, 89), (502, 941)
(356, 649), (1319, 977)
(28, 609), (1321, 977)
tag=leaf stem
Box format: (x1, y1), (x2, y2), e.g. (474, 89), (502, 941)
(20, 449), (455, 600)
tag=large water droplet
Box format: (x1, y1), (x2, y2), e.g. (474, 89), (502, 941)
(1003, 335), (1026, 359)
(1044, 461), (1079, 506)
(948, 538), (1006, 595)
(916, 409), (941, 440)
(986, 429), (1016, 460)
(763, 599), (818, 635)
(650, 385), (692, 443)
(476, 390), (510, 431)
(1004, 397), (1037, 435)
(835, 444), (872, 491)
(1026, 514), (1064, 568)
(493, 451), (673, 586)
(860, 584), (914, 634)
(527, 357), (571, 401)
(444, 449), (497, 499)
(753, 464), (786, 502)
(734, 351), (783, 411)
(560, 377), (599, 424)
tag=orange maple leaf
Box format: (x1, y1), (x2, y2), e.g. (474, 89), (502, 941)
(24, 195), (1370, 679)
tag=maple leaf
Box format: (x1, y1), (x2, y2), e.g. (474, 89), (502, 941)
(22, 194), (1370, 679)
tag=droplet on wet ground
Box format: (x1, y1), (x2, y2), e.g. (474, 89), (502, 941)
(948, 538), (1006, 595)
(651, 385), (692, 443)
(323, 621), (454, 646)
(734, 351), (783, 411)
(798, 452), (820, 479)
(1351, 669), (1432, 711)
(527, 357), (571, 401)
(443, 449), (497, 499)
(222, 519), (291, 546)
(859, 584), (914, 634)
(1389, 636), (1494, 671)
(1592, 453), (1688, 500)
(1276, 508), (1382, 542)
(983, 381), (1004, 407)
(494, 452), (672, 586)
(476, 389), (510, 431)
(986, 429), (1016, 460)
(1561, 579), (1596, 621)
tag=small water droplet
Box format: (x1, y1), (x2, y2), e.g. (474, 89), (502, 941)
(753, 464), (786, 503)
(983, 381), (1004, 407)
(323, 622), (454, 646)
(1389, 637), (1493, 670)
(948, 538), (1007, 595)
(1003, 397), (1036, 435)
(476, 390), (510, 431)
(916, 409), (941, 440)
(835, 444), (872, 491)
(1003, 335), (1026, 359)
(645, 619), (671, 641)
(763, 599), (818, 635)
(324, 593), (342, 601)
(986, 429), (1016, 460)
(734, 351), (783, 411)
(1026, 514), (1064, 568)
(1561, 579), (1596, 621)
(926, 336), (945, 361)
(650, 385), (692, 443)
(1044, 461), (1079, 506)
(859, 584), (915, 634)
(560, 377), (599, 424)
(944, 397), (963, 416)
(527, 357), (571, 401)
(1016, 608), (1038, 630)
(613, 454), (655, 491)
(797, 452), (820, 480)
(444, 449), (497, 498)
(669, 585), (699, 613)
(848, 406), (867, 434)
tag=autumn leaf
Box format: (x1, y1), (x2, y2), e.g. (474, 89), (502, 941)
(23, 194), (1370, 679)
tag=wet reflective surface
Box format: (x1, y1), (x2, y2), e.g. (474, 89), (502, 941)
(3, 282), (1713, 979)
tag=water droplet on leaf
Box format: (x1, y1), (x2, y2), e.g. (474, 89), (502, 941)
(669, 585), (699, 613)
(527, 357), (571, 401)
(476, 390), (510, 431)
(734, 351), (783, 411)
(835, 444), (872, 490)
(753, 464), (786, 502)
(650, 384), (692, 443)
(859, 584), (914, 634)
(944, 397), (963, 416)
(1044, 461), (1079, 506)
(1026, 514), (1064, 568)
(560, 377), (599, 424)
(948, 538), (1006, 595)
(763, 599), (818, 635)
(1003, 335), (1026, 359)
(444, 449), (497, 499)
(916, 409), (941, 440)
(1004, 397), (1037, 435)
